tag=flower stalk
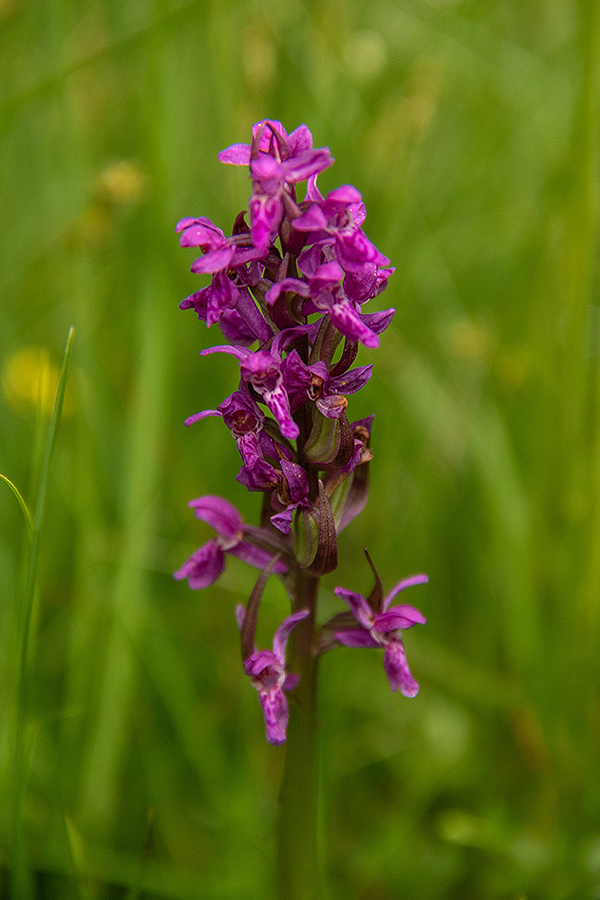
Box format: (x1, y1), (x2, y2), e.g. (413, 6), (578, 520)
(277, 570), (320, 900)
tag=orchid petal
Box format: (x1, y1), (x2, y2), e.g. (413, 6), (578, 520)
(258, 687), (289, 746)
(218, 143), (252, 165)
(333, 628), (378, 649)
(173, 540), (225, 589)
(383, 575), (429, 610)
(188, 495), (242, 538)
(334, 587), (373, 630)
(383, 640), (420, 697)
(374, 606), (427, 632)
(280, 458), (310, 504)
(230, 541), (288, 573)
(272, 608), (310, 662)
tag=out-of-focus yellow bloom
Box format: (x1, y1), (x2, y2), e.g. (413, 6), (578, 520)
(343, 30), (388, 82)
(98, 159), (147, 205)
(1, 347), (75, 417)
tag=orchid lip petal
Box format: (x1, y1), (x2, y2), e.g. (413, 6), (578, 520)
(383, 641), (420, 697)
(259, 687), (289, 746)
(173, 539), (225, 589)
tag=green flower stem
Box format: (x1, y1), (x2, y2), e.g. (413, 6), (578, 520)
(277, 568), (321, 900)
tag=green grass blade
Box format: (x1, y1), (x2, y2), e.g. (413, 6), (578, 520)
(11, 325), (75, 900)
(23, 325), (74, 644)
(0, 473), (34, 540)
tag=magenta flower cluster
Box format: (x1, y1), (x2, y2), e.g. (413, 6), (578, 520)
(175, 120), (427, 745)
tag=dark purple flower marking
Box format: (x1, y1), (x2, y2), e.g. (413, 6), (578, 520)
(270, 459), (312, 533)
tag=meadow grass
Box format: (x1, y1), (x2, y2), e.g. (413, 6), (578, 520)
(1, 0), (600, 897)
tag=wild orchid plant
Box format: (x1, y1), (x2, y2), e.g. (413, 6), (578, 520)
(174, 120), (428, 897)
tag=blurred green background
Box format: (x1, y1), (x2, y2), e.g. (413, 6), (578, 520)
(1, 0), (600, 897)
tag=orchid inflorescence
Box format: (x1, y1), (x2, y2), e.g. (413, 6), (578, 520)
(174, 119), (427, 745)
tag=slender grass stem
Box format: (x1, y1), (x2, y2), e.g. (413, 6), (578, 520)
(0, 474), (34, 540)
(10, 326), (74, 900)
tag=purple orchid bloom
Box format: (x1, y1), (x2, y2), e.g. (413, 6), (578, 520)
(199, 343), (298, 439)
(179, 271), (240, 328)
(184, 389), (284, 491)
(218, 120), (333, 253)
(292, 184), (391, 275)
(200, 326), (313, 441)
(177, 215), (271, 338)
(218, 120), (315, 165)
(236, 605), (310, 745)
(176, 215), (260, 273)
(174, 495), (286, 589)
(308, 361), (373, 419)
(270, 347), (371, 422)
(332, 573), (427, 697)
(265, 260), (382, 349)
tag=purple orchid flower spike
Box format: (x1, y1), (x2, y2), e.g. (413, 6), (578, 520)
(174, 495), (287, 589)
(328, 553), (427, 697)
(237, 602), (310, 746)
(174, 120), (427, 777)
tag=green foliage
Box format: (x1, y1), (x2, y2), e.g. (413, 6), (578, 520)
(1, 0), (599, 897)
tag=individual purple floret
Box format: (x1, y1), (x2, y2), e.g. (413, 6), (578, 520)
(331, 571), (427, 697)
(219, 119), (333, 253)
(292, 183), (391, 275)
(237, 605), (310, 745)
(174, 495), (286, 589)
